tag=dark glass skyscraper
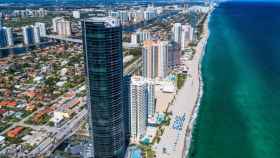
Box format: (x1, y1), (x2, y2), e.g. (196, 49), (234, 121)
(123, 75), (131, 148)
(0, 28), (8, 48)
(0, 12), (3, 27)
(82, 17), (126, 158)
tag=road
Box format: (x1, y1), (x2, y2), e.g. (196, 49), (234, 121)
(124, 57), (142, 75)
(28, 108), (87, 157)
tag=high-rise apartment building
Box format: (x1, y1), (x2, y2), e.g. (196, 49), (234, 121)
(35, 22), (47, 36)
(168, 41), (180, 69)
(181, 24), (194, 50)
(158, 41), (169, 79)
(142, 40), (169, 79)
(130, 33), (138, 44)
(119, 11), (129, 25)
(52, 17), (63, 33)
(136, 30), (151, 43)
(33, 26), (41, 43)
(135, 9), (144, 23)
(143, 40), (159, 79)
(0, 12), (3, 27)
(172, 23), (182, 47)
(130, 76), (148, 142)
(130, 76), (155, 142)
(22, 25), (40, 45)
(0, 27), (13, 48)
(146, 80), (155, 117)
(82, 17), (126, 158)
(144, 6), (157, 21)
(56, 19), (71, 36)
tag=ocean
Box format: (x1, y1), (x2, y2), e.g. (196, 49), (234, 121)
(189, 2), (280, 158)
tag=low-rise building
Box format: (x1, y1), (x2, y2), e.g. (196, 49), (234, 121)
(7, 127), (24, 138)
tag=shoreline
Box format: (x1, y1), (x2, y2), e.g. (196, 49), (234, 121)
(184, 9), (213, 158)
(153, 8), (213, 158)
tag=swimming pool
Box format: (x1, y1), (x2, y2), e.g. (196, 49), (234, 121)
(131, 148), (142, 158)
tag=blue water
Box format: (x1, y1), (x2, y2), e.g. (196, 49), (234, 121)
(189, 2), (280, 158)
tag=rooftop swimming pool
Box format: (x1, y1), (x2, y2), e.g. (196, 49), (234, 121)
(130, 147), (142, 158)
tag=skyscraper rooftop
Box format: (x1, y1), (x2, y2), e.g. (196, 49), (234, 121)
(84, 16), (120, 28)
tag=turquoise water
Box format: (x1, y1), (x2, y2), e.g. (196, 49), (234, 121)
(131, 148), (142, 158)
(189, 2), (280, 158)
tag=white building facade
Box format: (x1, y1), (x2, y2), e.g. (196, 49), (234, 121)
(130, 76), (148, 142)
(56, 19), (71, 36)
(181, 24), (194, 50)
(35, 22), (47, 36)
(172, 23), (182, 47)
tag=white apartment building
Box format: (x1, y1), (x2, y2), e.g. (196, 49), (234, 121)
(56, 19), (71, 36)
(73, 11), (81, 19)
(52, 17), (63, 33)
(35, 22), (47, 36)
(130, 76), (148, 142)
(172, 23), (182, 47)
(181, 24), (194, 50)
(143, 40), (169, 79)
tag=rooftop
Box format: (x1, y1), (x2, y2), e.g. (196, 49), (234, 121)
(85, 16), (120, 28)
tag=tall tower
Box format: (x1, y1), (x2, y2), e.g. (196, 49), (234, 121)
(0, 27), (13, 48)
(0, 12), (3, 27)
(82, 17), (126, 158)
(22, 26), (34, 45)
(130, 76), (148, 142)
(172, 23), (182, 46)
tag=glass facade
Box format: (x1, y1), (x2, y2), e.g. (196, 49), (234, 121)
(0, 28), (8, 48)
(82, 17), (126, 158)
(123, 75), (131, 148)
(27, 27), (34, 44)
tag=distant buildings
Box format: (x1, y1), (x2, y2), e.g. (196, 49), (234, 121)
(0, 12), (3, 27)
(168, 41), (180, 69)
(181, 24), (194, 50)
(13, 8), (47, 18)
(172, 23), (182, 48)
(136, 30), (151, 44)
(130, 76), (155, 142)
(22, 26), (33, 45)
(142, 40), (169, 79)
(34, 26), (41, 43)
(119, 10), (130, 25)
(0, 27), (13, 48)
(134, 9), (145, 23)
(172, 23), (194, 51)
(108, 6), (158, 26)
(158, 41), (169, 79)
(56, 19), (72, 36)
(22, 25), (40, 45)
(143, 40), (159, 79)
(53, 17), (72, 36)
(109, 10), (131, 25)
(82, 17), (126, 158)
(52, 17), (63, 33)
(130, 33), (138, 45)
(73, 11), (81, 19)
(35, 22), (47, 36)
(144, 6), (157, 21)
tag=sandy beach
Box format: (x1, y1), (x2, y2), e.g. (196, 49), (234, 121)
(153, 11), (211, 158)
